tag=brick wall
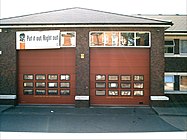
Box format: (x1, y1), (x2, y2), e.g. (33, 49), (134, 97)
(0, 27), (165, 106)
(150, 28), (165, 96)
(0, 32), (17, 104)
(165, 57), (187, 72)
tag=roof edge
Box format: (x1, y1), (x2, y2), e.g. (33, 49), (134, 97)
(0, 7), (78, 20)
(0, 24), (172, 29)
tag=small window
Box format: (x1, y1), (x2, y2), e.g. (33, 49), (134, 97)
(23, 74), (34, 80)
(108, 90), (119, 96)
(108, 75), (118, 81)
(23, 89), (33, 95)
(96, 90), (106, 96)
(36, 89), (46, 95)
(96, 74), (106, 81)
(136, 32), (149, 46)
(165, 46), (174, 54)
(133, 82), (144, 89)
(23, 82), (34, 88)
(165, 40), (175, 46)
(164, 75), (174, 91)
(134, 75), (144, 81)
(36, 82), (46, 88)
(134, 90), (144, 96)
(60, 82), (70, 88)
(164, 76), (174, 83)
(180, 40), (187, 54)
(121, 90), (131, 96)
(90, 32), (104, 46)
(121, 75), (131, 81)
(48, 82), (58, 88)
(48, 89), (58, 95)
(60, 90), (70, 95)
(105, 32), (119, 46)
(96, 82), (106, 88)
(180, 76), (187, 91)
(36, 74), (46, 80)
(121, 83), (131, 88)
(165, 40), (175, 54)
(61, 32), (76, 47)
(60, 74), (70, 81)
(108, 82), (118, 88)
(120, 33), (135, 46)
(48, 74), (58, 80)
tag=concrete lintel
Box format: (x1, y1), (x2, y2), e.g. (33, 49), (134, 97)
(0, 95), (17, 99)
(151, 96), (169, 101)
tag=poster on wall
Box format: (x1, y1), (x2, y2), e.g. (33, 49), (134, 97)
(16, 30), (60, 50)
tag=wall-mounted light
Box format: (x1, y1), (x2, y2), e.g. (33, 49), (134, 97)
(81, 54), (85, 59)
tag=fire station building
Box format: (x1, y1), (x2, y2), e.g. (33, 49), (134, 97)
(0, 7), (174, 107)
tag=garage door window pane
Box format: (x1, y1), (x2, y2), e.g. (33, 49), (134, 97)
(48, 82), (58, 88)
(121, 75), (131, 81)
(36, 82), (46, 88)
(121, 83), (131, 88)
(60, 90), (70, 95)
(134, 75), (144, 81)
(134, 90), (144, 96)
(60, 82), (70, 88)
(48, 89), (58, 95)
(109, 75), (118, 81)
(180, 76), (187, 91)
(133, 82), (144, 89)
(96, 74), (106, 81)
(36, 89), (46, 95)
(108, 82), (118, 88)
(23, 82), (33, 88)
(36, 74), (46, 80)
(96, 90), (106, 96)
(23, 74), (34, 80)
(108, 90), (119, 96)
(48, 74), (58, 80)
(23, 89), (33, 95)
(96, 82), (106, 88)
(60, 74), (70, 81)
(121, 90), (131, 96)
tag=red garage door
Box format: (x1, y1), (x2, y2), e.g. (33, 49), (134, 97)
(18, 48), (75, 104)
(90, 48), (150, 106)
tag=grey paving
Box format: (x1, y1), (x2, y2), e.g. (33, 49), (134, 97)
(152, 107), (187, 116)
(0, 105), (183, 133)
(152, 106), (187, 131)
(0, 105), (13, 112)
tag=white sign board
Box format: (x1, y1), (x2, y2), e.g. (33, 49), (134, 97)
(75, 96), (89, 100)
(16, 30), (60, 49)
